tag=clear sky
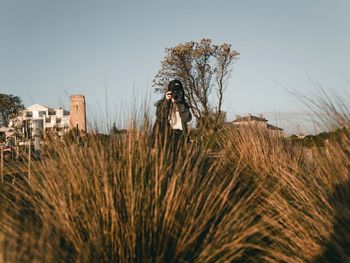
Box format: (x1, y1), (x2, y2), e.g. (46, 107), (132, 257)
(1, 0), (349, 134)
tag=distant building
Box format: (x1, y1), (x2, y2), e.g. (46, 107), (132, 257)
(266, 123), (284, 137)
(228, 114), (284, 137)
(232, 114), (268, 127)
(8, 95), (88, 140)
(69, 95), (86, 132)
(10, 103), (70, 138)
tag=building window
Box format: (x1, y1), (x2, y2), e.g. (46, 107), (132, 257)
(26, 112), (33, 118)
(56, 118), (61, 124)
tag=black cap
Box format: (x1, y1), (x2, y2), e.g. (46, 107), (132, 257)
(167, 79), (183, 91)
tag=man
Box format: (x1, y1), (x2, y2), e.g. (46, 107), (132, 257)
(151, 79), (192, 151)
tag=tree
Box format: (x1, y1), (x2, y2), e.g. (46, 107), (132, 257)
(110, 122), (119, 135)
(0, 93), (25, 127)
(153, 38), (239, 129)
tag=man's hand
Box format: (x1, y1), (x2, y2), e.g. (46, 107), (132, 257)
(165, 91), (172, 100)
(172, 97), (183, 103)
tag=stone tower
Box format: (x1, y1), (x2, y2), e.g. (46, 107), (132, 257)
(69, 95), (87, 132)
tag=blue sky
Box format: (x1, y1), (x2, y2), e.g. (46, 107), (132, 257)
(1, 0), (349, 134)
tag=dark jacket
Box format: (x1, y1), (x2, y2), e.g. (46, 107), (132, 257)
(151, 98), (192, 146)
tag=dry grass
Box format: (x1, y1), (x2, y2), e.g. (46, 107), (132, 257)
(0, 109), (350, 262)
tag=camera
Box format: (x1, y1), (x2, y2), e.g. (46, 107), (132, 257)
(172, 90), (180, 101)
(167, 79), (184, 102)
(168, 87), (183, 102)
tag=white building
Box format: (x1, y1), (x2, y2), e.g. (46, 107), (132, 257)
(229, 114), (284, 137)
(11, 103), (70, 137)
(232, 114), (269, 128)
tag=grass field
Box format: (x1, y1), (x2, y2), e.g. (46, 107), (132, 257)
(0, 105), (349, 262)
(3, 161), (28, 175)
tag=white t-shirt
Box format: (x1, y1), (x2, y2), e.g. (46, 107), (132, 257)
(168, 104), (183, 130)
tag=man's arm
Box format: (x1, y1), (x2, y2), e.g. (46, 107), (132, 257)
(155, 99), (171, 122)
(176, 102), (192, 123)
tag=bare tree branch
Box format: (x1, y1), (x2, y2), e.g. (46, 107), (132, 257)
(153, 39), (239, 130)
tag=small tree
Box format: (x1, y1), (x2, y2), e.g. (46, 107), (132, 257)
(197, 110), (227, 129)
(153, 38), (239, 129)
(0, 93), (25, 127)
(110, 122), (119, 135)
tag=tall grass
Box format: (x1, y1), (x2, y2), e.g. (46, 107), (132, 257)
(1, 105), (350, 262)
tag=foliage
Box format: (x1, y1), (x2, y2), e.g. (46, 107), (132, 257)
(290, 127), (347, 148)
(0, 124), (349, 262)
(153, 39), (239, 130)
(0, 131), (5, 143)
(1, 105), (350, 262)
(110, 122), (119, 135)
(0, 93), (25, 127)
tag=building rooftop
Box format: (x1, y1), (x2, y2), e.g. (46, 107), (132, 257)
(232, 115), (268, 123)
(267, 124), (283, 131)
(26, 103), (54, 112)
(227, 114), (284, 132)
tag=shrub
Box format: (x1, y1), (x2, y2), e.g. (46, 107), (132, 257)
(0, 114), (349, 262)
